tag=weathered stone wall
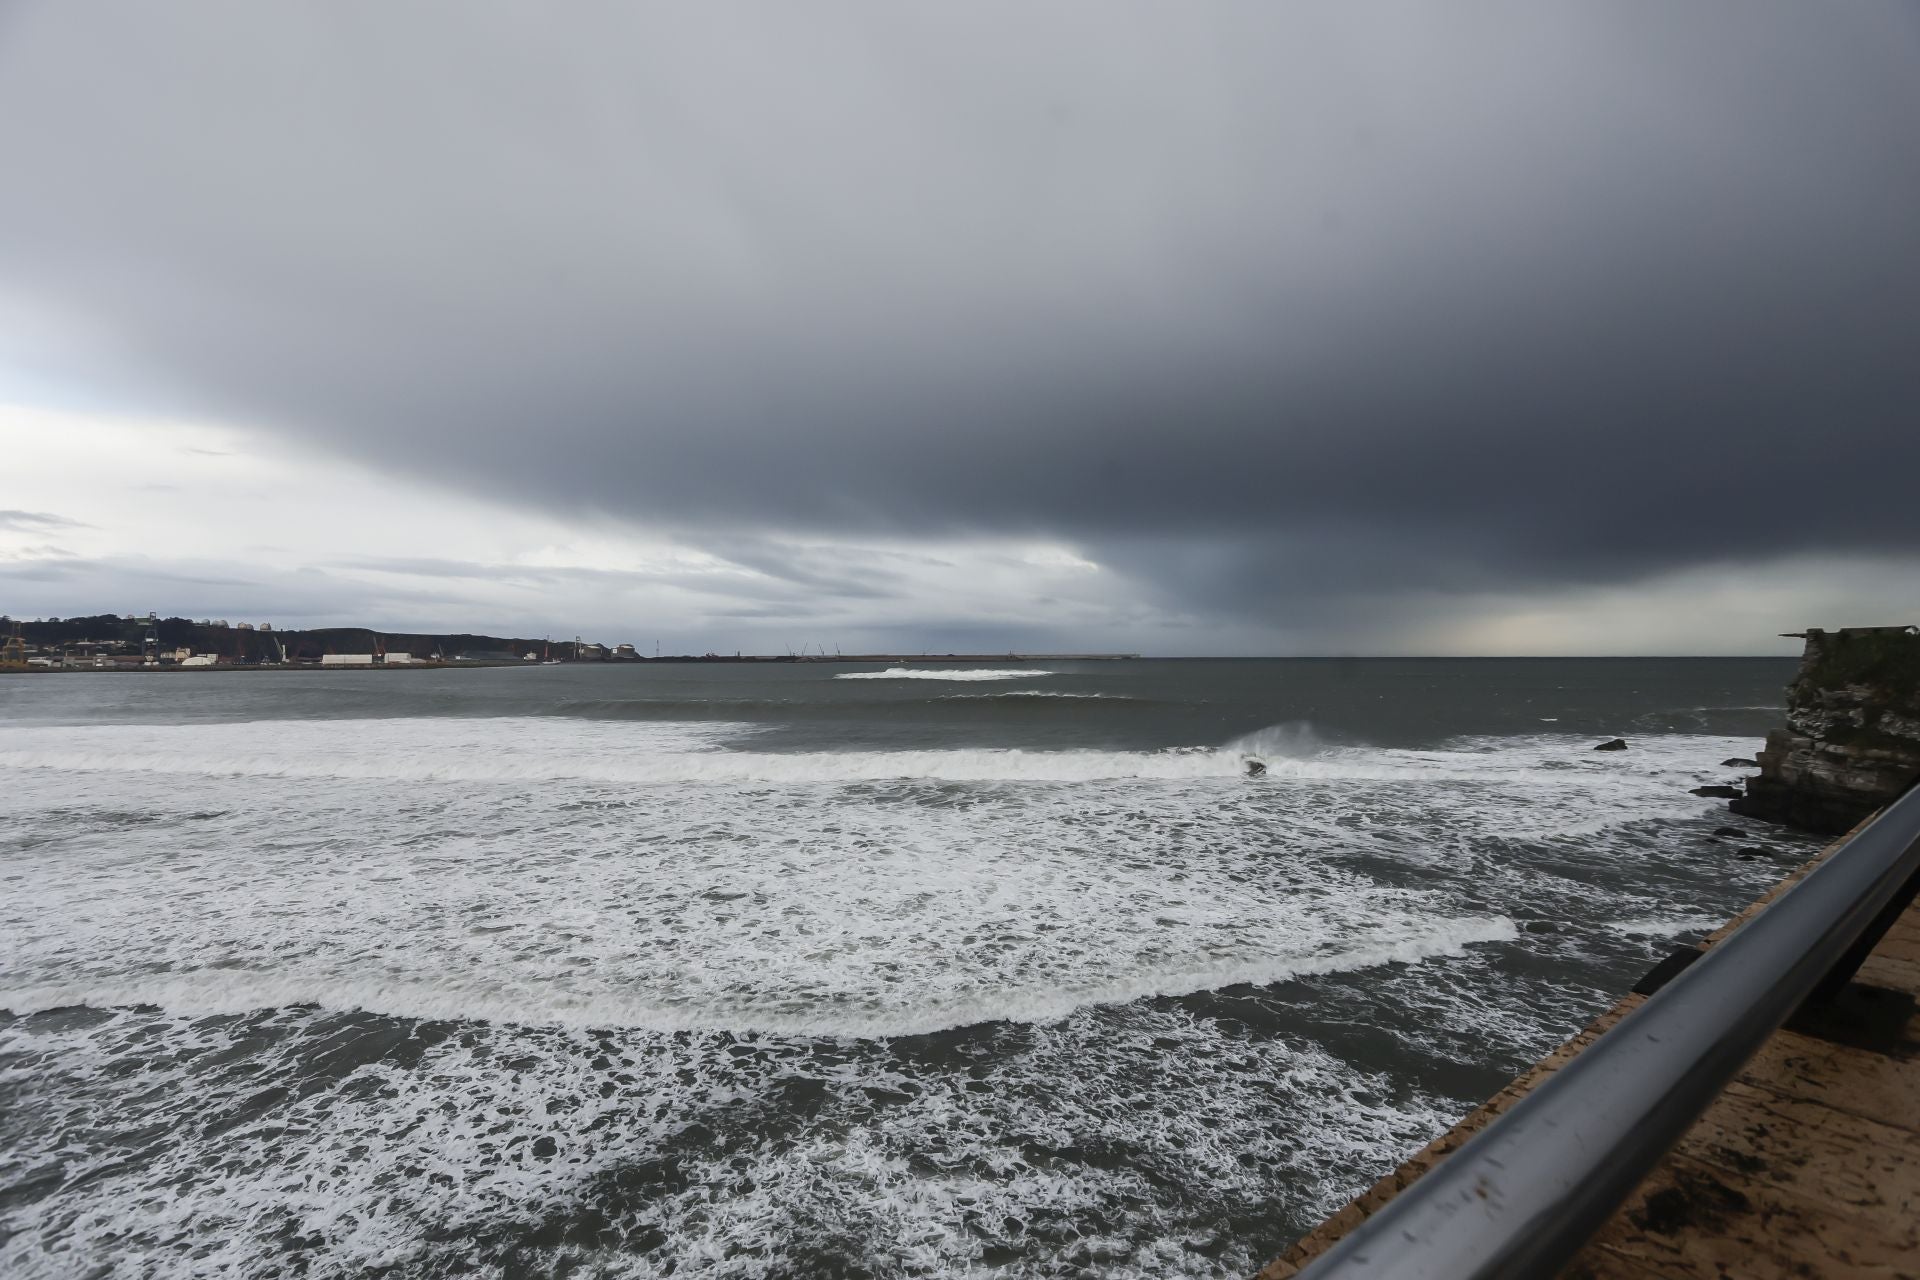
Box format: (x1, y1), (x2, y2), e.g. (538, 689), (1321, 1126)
(1730, 625), (1920, 834)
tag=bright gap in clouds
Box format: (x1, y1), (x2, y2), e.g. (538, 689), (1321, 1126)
(0, 403), (1143, 650)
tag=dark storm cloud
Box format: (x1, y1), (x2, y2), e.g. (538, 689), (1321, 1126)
(334, 548), (896, 602)
(1, 2), (1916, 629)
(0, 554), (256, 589)
(0, 553), (498, 621)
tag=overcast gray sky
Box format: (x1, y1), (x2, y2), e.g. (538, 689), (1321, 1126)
(2, 2), (1916, 653)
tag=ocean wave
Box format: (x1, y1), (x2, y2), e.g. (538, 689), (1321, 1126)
(0, 743), (1259, 784)
(0, 720), (1797, 1052)
(933, 690), (1135, 701)
(1224, 720), (1327, 759)
(836, 668), (1053, 681)
(543, 697), (799, 719)
(1605, 913), (1724, 939)
(543, 692), (1145, 718)
(0, 997), (1454, 1280)
(0, 915), (1516, 1037)
(0, 682), (1821, 1280)
(0, 720), (1765, 790)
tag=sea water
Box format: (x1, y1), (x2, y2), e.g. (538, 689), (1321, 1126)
(0, 658), (1812, 1278)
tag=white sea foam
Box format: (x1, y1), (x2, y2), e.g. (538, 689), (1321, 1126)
(0, 724), (1522, 1036)
(0, 719), (1761, 1038)
(0, 1001), (1455, 1280)
(1606, 914), (1724, 939)
(938, 689), (1129, 700)
(836, 667), (1053, 681)
(0, 717), (1645, 787)
(0, 913), (1519, 1038)
(0, 719), (1441, 784)
(0, 713), (1811, 1278)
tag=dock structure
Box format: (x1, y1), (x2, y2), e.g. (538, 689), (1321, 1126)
(1261, 802), (1920, 1280)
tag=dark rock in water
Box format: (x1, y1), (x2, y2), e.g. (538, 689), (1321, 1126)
(1691, 785), (1744, 799)
(1593, 738), (1628, 752)
(1713, 826), (1747, 837)
(1522, 920), (1560, 935)
(1721, 757), (1758, 769)
(1728, 626), (1920, 834)
(1738, 846), (1769, 857)
(1244, 759), (1267, 778)
(1737, 852), (1762, 861)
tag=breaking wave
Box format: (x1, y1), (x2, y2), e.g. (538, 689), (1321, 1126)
(0, 668), (1823, 1280)
(0, 741), (1263, 784)
(0, 914), (1517, 1038)
(836, 667), (1053, 681)
(934, 689), (1138, 701)
(1605, 914), (1724, 939)
(0, 717), (1768, 792)
(544, 697), (801, 718)
(0, 718), (1778, 1045)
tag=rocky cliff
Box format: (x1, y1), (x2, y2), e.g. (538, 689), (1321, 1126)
(1730, 625), (1920, 834)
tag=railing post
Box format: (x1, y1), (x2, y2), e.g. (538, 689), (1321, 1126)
(1807, 772), (1920, 1006)
(1805, 860), (1920, 1004)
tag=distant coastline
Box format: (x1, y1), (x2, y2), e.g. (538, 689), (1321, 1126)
(1, 611), (1137, 671)
(15, 653), (1140, 673)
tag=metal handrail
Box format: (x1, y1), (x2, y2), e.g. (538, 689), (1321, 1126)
(1291, 783), (1920, 1280)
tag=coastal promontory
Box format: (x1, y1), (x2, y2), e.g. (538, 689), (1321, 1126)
(1731, 625), (1920, 834)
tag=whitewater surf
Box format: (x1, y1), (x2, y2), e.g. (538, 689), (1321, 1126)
(0, 657), (1811, 1279)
